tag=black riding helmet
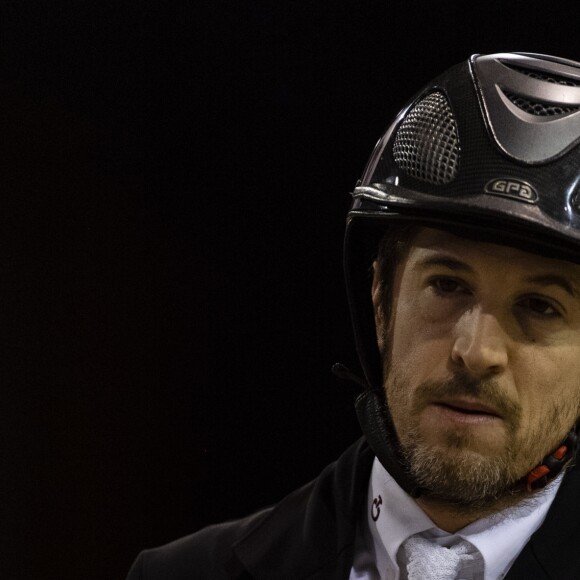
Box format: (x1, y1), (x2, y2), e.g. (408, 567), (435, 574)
(346, 52), (580, 497)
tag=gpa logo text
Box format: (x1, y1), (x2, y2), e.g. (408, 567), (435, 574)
(484, 178), (538, 204)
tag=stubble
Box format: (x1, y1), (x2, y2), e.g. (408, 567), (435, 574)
(385, 370), (570, 513)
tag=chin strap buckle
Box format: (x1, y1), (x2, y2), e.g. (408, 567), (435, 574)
(526, 424), (579, 492)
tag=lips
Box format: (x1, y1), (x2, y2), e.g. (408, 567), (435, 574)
(414, 375), (520, 428)
(434, 398), (502, 418)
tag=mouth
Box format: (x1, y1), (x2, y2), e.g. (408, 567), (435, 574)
(438, 399), (501, 416)
(429, 398), (503, 424)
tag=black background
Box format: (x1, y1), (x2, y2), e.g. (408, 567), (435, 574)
(1, 1), (579, 578)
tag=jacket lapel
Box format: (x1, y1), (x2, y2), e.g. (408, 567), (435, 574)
(232, 438), (374, 579)
(506, 464), (580, 579)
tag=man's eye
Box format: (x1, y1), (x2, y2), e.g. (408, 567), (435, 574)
(430, 278), (466, 295)
(518, 297), (560, 317)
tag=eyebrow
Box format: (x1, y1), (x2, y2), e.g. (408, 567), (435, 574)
(416, 256), (580, 299)
(416, 256), (473, 273)
(525, 274), (580, 299)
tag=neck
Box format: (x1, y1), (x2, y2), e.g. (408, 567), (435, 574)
(415, 498), (485, 532)
(415, 489), (535, 533)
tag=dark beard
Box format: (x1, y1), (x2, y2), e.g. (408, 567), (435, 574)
(399, 427), (527, 512)
(385, 372), (550, 513)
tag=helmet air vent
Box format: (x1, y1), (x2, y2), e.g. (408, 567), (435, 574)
(502, 64), (580, 116)
(502, 64), (580, 88)
(471, 53), (580, 163)
(503, 91), (580, 117)
(392, 91), (460, 185)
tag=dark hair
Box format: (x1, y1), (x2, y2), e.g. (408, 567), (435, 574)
(375, 223), (418, 334)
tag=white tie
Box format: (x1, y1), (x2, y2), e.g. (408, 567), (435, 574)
(403, 535), (475, 580)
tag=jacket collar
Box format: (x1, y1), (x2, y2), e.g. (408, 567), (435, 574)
(506, 463), (580, 579)
(232, 438), (374, 579)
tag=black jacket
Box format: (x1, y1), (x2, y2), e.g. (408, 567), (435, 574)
(127, 438), (580, 579)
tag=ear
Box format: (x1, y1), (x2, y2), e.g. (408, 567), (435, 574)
(371, 260), (385, 354)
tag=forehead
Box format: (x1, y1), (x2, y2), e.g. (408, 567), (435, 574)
(406, 227), (580, 282)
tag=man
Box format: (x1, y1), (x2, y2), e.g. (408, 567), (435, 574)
(128, 52), (580, 578)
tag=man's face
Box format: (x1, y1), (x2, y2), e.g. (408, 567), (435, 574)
(373, 227), (580, 506)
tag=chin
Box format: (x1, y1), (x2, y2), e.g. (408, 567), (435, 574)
(402, 436), (525, 507)
(418, 421), (509, 460)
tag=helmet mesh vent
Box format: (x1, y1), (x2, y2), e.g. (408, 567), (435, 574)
(502, 64), (580, 116)
(503, 91), (580, 116)
(505, 64), (580, 87)
(392, 91), (459, 185)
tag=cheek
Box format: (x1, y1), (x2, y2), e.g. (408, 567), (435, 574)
(515, 345), (580, 426)
(390, 297), (422, 361)
(390, 291), (452, 376)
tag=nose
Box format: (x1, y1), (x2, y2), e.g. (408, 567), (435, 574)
(451, 307), (509, 376)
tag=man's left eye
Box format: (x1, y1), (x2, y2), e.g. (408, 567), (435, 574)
(518, 297), (559, 317)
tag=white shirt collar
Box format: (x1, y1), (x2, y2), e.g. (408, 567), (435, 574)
(365, 457), (563, 580)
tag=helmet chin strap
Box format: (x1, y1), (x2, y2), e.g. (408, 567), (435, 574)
(354, 387), (424, 497)
(343, 367), (580, 498)
(525, 424), (579, 491)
